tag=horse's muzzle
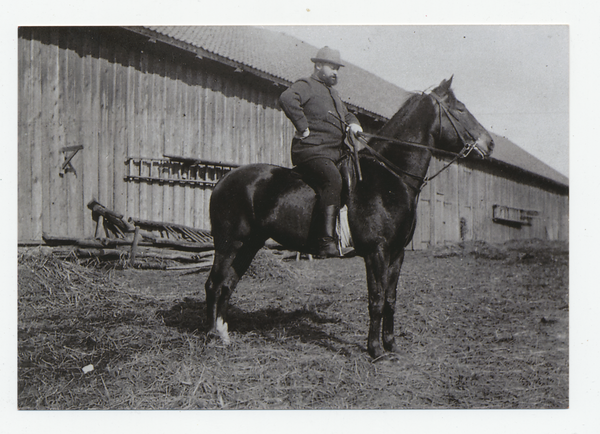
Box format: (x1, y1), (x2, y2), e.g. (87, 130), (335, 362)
(473, 136), (494, 159)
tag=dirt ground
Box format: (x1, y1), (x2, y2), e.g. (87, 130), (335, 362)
(18, 239), (568, 409)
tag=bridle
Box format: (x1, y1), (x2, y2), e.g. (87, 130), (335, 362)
(346, 91), (488, 190)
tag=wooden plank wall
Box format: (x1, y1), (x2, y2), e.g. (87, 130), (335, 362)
(409, 157), (569, 250)
(18, 27), (568, 246)
(18, 27), (293, 241)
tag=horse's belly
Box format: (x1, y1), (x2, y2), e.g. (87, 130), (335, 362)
(262, 191), (316, 249)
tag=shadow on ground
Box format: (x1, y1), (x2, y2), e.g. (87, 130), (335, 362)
(156, 297), (358, 355)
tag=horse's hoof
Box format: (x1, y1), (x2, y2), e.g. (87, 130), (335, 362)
(216, 317), (231, 345)
(207, 318), (231, 346)
(368, 344), (385, 360)
(384, 341), (401, 354)
(206, 328), (218, 341)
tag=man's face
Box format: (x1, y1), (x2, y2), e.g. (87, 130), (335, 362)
(316, 62), (340, 86)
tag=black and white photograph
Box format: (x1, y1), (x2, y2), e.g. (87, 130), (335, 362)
(4, 1), (598, 433)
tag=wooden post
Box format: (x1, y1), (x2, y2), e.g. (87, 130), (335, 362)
(129, 226), (140, 267)
(95, 215), (105, 238)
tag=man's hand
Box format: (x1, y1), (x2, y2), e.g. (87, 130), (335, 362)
(295, 128), (310, 139)
(346, 124), (367, 152)
(347, 123), (362, 135)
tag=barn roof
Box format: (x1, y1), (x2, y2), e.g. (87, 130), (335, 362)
(489, 134), (569, 186)
(131, 25), (412, 121)
(126, 25), (568, 188)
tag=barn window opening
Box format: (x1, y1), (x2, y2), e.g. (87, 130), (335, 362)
(492, 205), (539, 227)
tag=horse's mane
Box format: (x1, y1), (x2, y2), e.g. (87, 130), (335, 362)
(375, 92), (437, 139)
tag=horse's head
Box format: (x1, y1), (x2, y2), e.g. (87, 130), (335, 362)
(429, 76), (494, 159)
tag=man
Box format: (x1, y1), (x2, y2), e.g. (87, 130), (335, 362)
(279, 46), (363, 257)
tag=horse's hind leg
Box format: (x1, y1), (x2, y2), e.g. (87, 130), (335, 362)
(205, 251), (235, 344)
(205, 237), (264, 344)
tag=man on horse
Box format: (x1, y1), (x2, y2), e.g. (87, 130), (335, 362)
(279, 46), (364, 257)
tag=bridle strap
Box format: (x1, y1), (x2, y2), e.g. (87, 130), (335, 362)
(330, 110), (459, 158)
(359, 146), (424, 184)
(366, 92), (482, 186)
(331, 92), (482, 189)
(356, 131), (459, 158)
(428, 92), (479, 157)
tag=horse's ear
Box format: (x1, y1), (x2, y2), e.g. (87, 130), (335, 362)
(435, 75), (454, 95)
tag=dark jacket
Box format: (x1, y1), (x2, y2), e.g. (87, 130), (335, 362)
(279, 74), (360, 165)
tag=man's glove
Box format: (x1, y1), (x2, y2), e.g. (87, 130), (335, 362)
(347, 123), (363, 135)
(346, 124), (367, 151)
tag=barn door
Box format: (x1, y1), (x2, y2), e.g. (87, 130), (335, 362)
(411, 183), (432, 250)
(434, 191), (445, 245)
(433, 191), (460, 245)
(458, 167), (474, 241)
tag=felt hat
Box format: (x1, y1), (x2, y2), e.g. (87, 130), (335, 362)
(311, 46), (345, 67)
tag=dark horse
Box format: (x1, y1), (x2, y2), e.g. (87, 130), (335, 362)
(205, 77), (494, 359)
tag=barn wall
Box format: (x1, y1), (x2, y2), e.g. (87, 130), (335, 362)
(18, 27), (294, 242)
(18, 26), (568, 247)
(409, 157), (569, 250)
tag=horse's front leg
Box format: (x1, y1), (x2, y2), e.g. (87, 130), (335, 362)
(382, 250), (404, 353)
(364, 250), (387, 359)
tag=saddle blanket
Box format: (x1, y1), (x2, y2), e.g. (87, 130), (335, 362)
(336, 206), (353, 248)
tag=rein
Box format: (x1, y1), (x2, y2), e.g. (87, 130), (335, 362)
(338, 92), (481, 190)
(356, 131), (461, 158)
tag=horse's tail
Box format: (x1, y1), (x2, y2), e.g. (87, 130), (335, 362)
(209, 165), (263, 251)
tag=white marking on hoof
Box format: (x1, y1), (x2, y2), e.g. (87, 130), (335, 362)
(216, 317), (230, 345)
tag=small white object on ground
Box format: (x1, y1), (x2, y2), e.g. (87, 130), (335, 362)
(82, 364), (94, 374)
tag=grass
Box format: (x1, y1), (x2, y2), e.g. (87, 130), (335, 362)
(17, 240), (568, 409)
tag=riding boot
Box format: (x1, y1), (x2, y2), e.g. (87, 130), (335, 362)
(316, 204), (340, 257)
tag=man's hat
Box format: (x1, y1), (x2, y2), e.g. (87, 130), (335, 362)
(311, 46), (345, 67)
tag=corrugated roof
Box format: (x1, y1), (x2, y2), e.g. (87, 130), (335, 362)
(134, 25), (568, 187)
(489, 134), (569, 186)
(143, 25), (412, 120)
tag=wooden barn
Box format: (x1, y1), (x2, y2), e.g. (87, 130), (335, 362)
(18, 26), (568, 249)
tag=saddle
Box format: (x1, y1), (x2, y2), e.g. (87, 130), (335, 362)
(288, 144), (362, 253)
(290, 153), (357, 251)
(288, 149), (357, 208)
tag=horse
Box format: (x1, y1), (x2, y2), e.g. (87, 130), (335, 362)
(204, 77), (494, 359)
